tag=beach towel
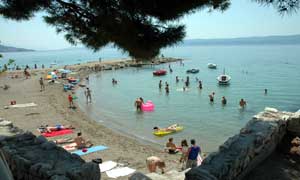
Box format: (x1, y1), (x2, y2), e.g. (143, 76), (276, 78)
(99, 161), (117, 173)
(42, 129), (73, 137)
(197, 154), (203, 166)
(9, 103), (37, 108)
(72, 145), (108, 156)
(106, 167), (136, 178)
(62, 142), (77, 151)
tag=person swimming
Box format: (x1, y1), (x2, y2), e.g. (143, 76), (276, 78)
(239, 98), (247, 108)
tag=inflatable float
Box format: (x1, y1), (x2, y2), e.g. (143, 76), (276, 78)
(141, 100), (155, 111)
(153, 126), (183, 136)
(153, 70), (167, 76)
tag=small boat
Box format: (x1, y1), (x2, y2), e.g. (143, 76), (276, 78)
(217, 69), (231, 85)
(208, 63), (217, 69)
(153, 126), (184, 136)
(186, 69), (199, 74)
(153, 69), (167, 76)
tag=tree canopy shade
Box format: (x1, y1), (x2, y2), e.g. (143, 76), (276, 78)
(0, 0), (299, 60)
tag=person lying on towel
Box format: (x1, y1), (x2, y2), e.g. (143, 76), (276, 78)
(38, 124), (74, 133)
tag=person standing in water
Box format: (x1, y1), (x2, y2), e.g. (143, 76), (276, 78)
(176, 76), (179, 83)
(185, 76), (190, 87)
(209, 92), (215, 102)
(239, 98), (247, 108)
(165, 83), (169, 94)
(221, 96), (227, 105)
(264, 89), (268, 95)
(135, 98), (142, 111)
(198, 80), (202, 89)
(159, 80), (162, 89)
(84, 88), (92, 103)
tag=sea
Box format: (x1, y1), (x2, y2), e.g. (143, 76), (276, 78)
(2, 45), (300, 152)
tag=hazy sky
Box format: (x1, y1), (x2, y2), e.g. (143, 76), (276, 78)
(0, 0), (300, 50)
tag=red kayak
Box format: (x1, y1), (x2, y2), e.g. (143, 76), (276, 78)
(153, 70), (167, 76)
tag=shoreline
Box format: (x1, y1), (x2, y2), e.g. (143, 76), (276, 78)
(0, 57), (184, 179)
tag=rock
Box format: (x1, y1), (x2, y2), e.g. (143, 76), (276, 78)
(50, 175), (70, 180)
(291, 137), (300, 146)
(129, 172), (152, 180)
(41, 141), (56, 150)
(265, 107), (278, 113)
(0, 120), (12, 127)
(35, 136), (47, 144)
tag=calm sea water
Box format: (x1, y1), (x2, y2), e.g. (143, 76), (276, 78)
(3, 45), (300, 152)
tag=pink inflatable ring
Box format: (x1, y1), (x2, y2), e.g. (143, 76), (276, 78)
(141, 100), (155, 111)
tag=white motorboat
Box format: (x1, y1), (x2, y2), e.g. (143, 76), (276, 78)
(217, 69), (231, 85)
(208, 63), (217, 69)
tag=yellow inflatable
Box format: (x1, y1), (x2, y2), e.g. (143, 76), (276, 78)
(153, 126), (183, 136)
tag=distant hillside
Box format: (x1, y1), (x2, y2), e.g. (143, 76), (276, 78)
(0, 45), (34, 52)
(184, 34), (300, 46)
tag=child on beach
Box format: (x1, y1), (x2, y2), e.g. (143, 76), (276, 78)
(146, 156), (166, 174)
(68, 94), (74, 108)
(179, 139), (189, 170)
(84, 88), (92, 103)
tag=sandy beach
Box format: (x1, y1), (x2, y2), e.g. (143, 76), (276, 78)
(0, 58), (183, 180)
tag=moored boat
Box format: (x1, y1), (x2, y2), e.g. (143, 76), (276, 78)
(153, 69), (167, 76)
(217, 69), (231, 85)
(186, 69), (199, 74)
(208, 63), (217, 69)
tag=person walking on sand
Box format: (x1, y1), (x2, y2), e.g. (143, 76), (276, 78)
(39, 77), (45, 91)
(239, 98), (247, 108)
(180, 139), (189, 170)
(186, 139), (201, 169)
(84, 88), (92, 103)
(68, 94), (74, 108)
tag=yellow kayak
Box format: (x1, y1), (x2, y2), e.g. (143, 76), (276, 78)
(153, 126), (183, 136)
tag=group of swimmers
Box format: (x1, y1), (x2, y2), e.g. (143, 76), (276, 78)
(209, 91), (247, 108)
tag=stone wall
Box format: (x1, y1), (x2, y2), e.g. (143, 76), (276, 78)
(287, 110), (300, 136)
(0, 132), (100, 180)
(185, 107), (299, 180)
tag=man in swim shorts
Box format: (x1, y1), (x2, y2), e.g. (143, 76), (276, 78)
(135, 98), (142, 111)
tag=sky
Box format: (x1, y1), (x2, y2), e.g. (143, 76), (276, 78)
(0, 0), (300, 50)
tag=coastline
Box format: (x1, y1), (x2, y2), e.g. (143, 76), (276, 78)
(0, 57), (183, 179)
